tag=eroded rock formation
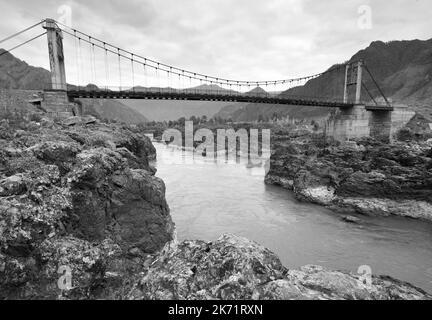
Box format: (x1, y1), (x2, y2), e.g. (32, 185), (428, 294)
(266, 131), (432, 221)
(130, 234), (430, 300)
(0, 120), (171, 299)
(1, 119), (430, 299)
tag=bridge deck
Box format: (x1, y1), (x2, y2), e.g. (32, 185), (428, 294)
(64, 89), (356, 108)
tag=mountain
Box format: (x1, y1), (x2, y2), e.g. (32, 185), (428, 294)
(0, 49), (148, 123)
(121, 99), (232, 122)
(247, 86), (267, 95)
(283, 39), (432, 117)
(77, 99), (149, 123)
(0, 49), (51, 89)
(215, 39), (432, 122)
(214, 103), (331, 122)
(191, 84), (235, 93)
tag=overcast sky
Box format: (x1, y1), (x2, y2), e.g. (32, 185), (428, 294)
(1, 0), (431, 87)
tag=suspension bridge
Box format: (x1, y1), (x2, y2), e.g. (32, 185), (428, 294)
(1, 18), (416, 142)
(1, 18), (393, 111)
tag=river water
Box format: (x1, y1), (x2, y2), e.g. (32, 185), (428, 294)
(153, 142), (432, 294)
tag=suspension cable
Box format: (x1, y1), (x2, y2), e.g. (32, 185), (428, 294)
(0, 32), (47, 58)
(0, 20), (45, 45)
(55, 19), (346, 87)
(362, 82), (378, 105)
(363, 64), (391, 106)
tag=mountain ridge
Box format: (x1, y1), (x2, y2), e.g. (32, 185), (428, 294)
(215, 38), (432, 122)
(0, 49), (148, 123)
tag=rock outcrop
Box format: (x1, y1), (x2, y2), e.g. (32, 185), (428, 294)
(0, 120), (172, 299)
(265, 131), (432, 221)
(129, 234), (430, 300)
(1, 119), (430, 299)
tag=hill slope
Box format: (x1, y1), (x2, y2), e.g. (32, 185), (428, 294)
(216, 39), (432, 122)
(77, 99), (149, 123)
(0, 49), (148, 123)
(283, 39), (432, 117)
(0, 49), (51, 89)
(122, 99), (232, 122)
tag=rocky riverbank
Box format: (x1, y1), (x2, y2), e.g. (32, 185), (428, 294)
(0, 118), (430, 299)
(265, 129), (432, 221)
(0, 117), (173, 299)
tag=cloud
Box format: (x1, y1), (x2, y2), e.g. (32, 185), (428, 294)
(1, 0), (431, 86)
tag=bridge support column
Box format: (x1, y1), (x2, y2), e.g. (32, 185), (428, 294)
(355, 60), (363, 104)
(343, 64), (350, 103)
(325, 105), (370, 141)
(325, 105), (415, 142)
(43, 19), (67, 91)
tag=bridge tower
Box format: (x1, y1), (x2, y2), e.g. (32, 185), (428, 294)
(43, 19), (67, 91)
(40, 19), (76, 118)
(343, 60), (363, 104)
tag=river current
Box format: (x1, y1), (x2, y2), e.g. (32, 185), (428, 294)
(153, 142), (432, 293)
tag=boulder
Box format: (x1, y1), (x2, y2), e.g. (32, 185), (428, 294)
(342, 216), (361, 224)
(63, 116), (81, 126)
(82, 115), (97, 125)
(67, 147), (174, 252)
(131, 234), (431, 300)
(0, 174), (26, 196)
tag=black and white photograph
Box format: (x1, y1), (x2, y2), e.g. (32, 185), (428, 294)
(0, 0), (431, 308)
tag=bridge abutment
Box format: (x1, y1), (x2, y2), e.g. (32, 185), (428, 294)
(325, 105), (415, 142)
(42, 90), (76, 118)
(0, 89), (75, 119)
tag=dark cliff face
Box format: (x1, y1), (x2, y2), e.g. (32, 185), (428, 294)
(0, 120), (172, 299)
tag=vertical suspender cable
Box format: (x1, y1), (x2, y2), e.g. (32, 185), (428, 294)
(104, 44), (109, 91)
(74, 31), (80, 87)
(78, 38), (84, 89)
(143, 59), (147, 89)
(131, 54), (135, 91)
(88, 36), (94, 84)
(118, 49), (122, 91)
(92, 44), (97, 86)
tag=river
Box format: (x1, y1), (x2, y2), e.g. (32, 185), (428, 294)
(153, 142), (432, 294)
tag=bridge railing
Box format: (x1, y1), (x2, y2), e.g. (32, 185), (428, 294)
(61, 84), (352, 105)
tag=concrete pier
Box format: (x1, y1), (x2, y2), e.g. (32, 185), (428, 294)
(0, 89), (75, 119)
(325, 104), (415, 142)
